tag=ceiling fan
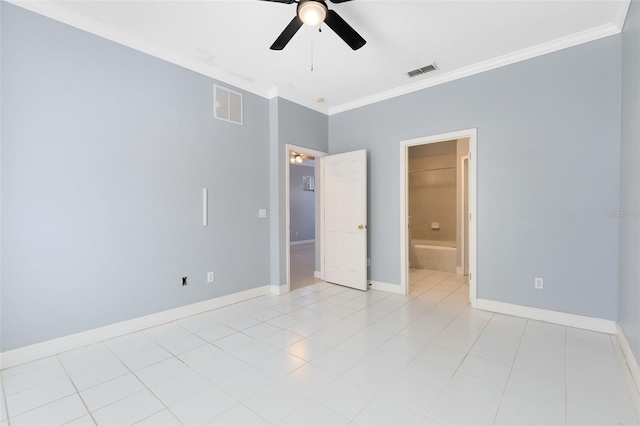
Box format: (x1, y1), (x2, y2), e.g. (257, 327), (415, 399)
(262, 0), (366, 51)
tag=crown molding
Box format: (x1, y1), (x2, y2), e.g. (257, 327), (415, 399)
(5, 0), (273, 100)
(267, 87), (279, 99)
(615, 0), (632, 31)
(8, 0), (630, 118)
(328, 21), (625, 115)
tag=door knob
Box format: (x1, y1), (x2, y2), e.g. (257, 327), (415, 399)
(358, 224), (367, 229)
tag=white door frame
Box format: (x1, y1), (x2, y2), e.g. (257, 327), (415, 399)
(285, 144), (328, 294)
(460, 153), (470, 276)
(399, 129), (478, 305)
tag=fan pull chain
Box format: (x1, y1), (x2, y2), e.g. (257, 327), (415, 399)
(310, 27), (314, 72)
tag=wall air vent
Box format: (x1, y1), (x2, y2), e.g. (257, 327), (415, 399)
(214, 85), (243, 125)
(407, 63), (438, 78)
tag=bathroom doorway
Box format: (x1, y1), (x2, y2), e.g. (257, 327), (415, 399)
(399, 129), (477, 302)
(407, 140), (458, 273)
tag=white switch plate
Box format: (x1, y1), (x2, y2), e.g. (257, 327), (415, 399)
(258, 209), (267, 218)
(535, 277), (543, 289)
(207, 272), (215, 283)
(367, 258), (371, 266)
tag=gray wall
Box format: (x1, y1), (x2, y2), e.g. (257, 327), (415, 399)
(289, 164), (316, 242)
(1, 4), (271, 351)
(269, 97), (328, 286)
(619, 0), (640, 364)
(329, 36), (622, 320)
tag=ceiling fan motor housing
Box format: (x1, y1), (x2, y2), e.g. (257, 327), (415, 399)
(265, 0), (365, 51)
(297, 0), (328, 26)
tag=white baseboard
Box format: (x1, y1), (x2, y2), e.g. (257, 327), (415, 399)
(474, 299), (617, 334)
(0, 285), (272, 370)
(313, 270), (323, 280)
(616, 323), (640, 394)
(368, 280), (405, 295)
(290, 239), (315, 246)
(271, 285), (285, 295)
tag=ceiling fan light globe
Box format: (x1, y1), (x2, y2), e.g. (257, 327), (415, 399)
(298, 1), (327, 26)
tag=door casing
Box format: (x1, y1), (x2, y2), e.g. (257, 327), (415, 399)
(399, 129), (478, 304)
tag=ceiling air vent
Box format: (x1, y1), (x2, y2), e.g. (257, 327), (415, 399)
(214, 85), (243, 125)
(407, 63), (438, 78)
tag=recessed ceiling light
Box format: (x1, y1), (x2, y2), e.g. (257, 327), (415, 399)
(315, 97), (325, 103)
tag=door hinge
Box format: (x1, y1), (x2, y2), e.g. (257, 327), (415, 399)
(469, 213), (472, 221)
(469, 272), (472, 281)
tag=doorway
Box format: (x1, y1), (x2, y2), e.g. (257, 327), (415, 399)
(399, 129), (477, 304)
(285, 144), (328, 293)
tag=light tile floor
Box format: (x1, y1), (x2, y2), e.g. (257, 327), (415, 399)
(290, 243), (321, 290)
(1, 269), (639, 425)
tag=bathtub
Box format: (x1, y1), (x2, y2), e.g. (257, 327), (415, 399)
(410, 240), (457, 272)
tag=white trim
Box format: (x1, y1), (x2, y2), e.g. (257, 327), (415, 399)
(267, 87), (279, 99)
(0, 285), (272, 370)
(328, 23), (623, 115)
(615, 0), (632, 31)
(270, 285), (284, 295)
(290, 239), (315, 246)
(475, 299), (617, 334)
(460, 154), (470, 277)
(285, 144), (328, 295)
(5, 0), (274, 102)
(318, 157), (326, 286)
(616, 323), (640, 394)
(7, 0), (628, 118)
(368, 280), (404, 295)
(400, 129), (477, 303)
(314, 270), (324, 279)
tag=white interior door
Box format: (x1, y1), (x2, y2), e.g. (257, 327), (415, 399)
(323, 150), (368, 291)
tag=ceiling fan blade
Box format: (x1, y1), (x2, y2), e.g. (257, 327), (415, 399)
(260, 0), (296, 3)
(324, 9), (366, 50)
(329, 0), (354, 3)
(270, 16), (304, 50)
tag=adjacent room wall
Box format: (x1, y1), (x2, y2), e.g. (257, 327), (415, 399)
(408, 151), (457, 242)
(1, 4), (271, 351)
(289, 164), (316, 242)
(269, 97), (328, 287)
(619, 0), (640, 367)
(329, 36), (622, 320)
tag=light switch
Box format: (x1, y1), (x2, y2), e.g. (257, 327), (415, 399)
(259, 209), (267, 218)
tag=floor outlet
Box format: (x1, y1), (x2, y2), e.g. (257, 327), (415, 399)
(535, 277), (543, 289)
(207, 272), (215, 283)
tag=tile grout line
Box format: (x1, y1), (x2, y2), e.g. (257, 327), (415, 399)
(55, 354), (98, 425)
(489, 318), (529, 425)
(407, 278), (499, 422)
(1, 372), (11, 426)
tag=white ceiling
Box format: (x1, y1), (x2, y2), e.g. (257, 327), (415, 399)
(11, 0), (630, 114)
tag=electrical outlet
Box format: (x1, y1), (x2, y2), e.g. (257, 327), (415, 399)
(207, 272), (215, 283)
(182, 276), (188, 286)
(258, 209), (267, 218)
(535, 277), (543, 289)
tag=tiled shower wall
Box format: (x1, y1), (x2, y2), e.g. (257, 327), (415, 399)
(408, 153), (457, 242)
